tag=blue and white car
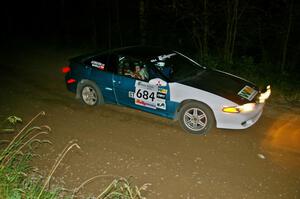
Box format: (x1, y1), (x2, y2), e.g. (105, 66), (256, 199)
(63, 46), (271, 134)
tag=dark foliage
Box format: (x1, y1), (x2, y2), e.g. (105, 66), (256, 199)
(0, 0), (299, 90)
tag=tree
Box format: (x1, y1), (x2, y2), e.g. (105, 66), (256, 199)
(281, 0), (294, 73)
(224, 0), (239, 65)
(139, 0), (147, 45)
(190, 0), (209, 59)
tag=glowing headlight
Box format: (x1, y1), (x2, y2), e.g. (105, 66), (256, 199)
(223, 103), (256, 113)
(258, 85), (271, 103)
(238, 103), (256, 112)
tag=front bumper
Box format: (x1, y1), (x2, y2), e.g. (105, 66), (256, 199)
(216, 85), (270, 129)
(216, 103), (265, 129)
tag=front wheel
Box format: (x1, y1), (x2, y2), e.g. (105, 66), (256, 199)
(178, 102), (215, 134)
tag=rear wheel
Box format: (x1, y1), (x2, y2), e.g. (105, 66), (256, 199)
(79, 82), (103, 106)
(178, 102), (215, 134)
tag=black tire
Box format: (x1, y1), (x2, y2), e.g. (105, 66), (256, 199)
(79, 81), (103, 106)
(178, 102), (215, 134)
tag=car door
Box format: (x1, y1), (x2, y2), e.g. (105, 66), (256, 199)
(112, 54), (140, 107)
(113, 74), (136, 106)
(112, 55), (175, 118)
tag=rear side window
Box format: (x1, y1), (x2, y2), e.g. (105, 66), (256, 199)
(84, 55), (109, 71)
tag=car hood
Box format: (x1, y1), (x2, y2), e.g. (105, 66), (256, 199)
(180, 69), (259, 105)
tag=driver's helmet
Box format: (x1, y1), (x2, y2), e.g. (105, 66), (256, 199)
(155, 61), (165, 70)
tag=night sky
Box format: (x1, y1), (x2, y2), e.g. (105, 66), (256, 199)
(1, 0), (300, 77)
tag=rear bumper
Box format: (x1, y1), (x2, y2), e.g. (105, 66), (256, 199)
(65, 75), (77, 93)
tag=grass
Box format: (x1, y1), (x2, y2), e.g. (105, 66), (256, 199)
(0, 112), (149, 199)
(0, 111), (61, 198)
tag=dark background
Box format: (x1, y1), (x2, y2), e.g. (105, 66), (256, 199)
(0, 0), (299, 86)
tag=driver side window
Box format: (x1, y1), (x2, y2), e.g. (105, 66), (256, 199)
(117, 55), (149, 81)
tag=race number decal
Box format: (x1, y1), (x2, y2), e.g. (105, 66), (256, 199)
(134, 81), (158, 109)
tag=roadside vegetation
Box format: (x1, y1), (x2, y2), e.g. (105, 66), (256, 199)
(0, 112), (148, 199)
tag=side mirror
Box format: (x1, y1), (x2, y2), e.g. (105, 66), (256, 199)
(149, 78), (167, 87)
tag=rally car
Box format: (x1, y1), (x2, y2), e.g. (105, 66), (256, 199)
(62, 46), (271, 134)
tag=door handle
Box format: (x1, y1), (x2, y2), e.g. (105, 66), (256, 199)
(113, 80), (121, 85)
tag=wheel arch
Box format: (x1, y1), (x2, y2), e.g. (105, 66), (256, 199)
(174, 99), (216, 124)
(76, 79), (100, 99)
(76, 79), (104, 105)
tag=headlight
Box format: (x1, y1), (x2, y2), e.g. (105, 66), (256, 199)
(223, 103), (256, 113)
(258, 85), (271, 103)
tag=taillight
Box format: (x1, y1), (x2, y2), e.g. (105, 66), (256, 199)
(62, 66), (71, 73)
(67, 78), (76, 84)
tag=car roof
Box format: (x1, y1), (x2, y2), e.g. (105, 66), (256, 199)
(69, 46), (174, 63)
(111, 46), (173, 57)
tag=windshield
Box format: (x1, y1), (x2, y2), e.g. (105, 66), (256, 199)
(150, 52), (206, 82)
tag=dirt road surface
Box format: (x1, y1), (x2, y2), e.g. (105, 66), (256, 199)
(0, 45), (299, 198)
